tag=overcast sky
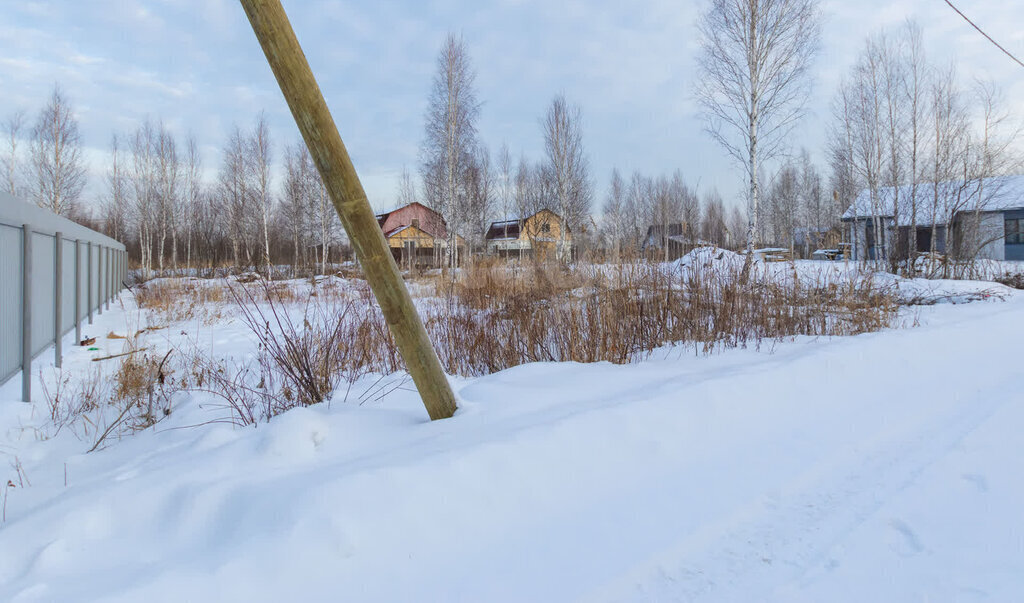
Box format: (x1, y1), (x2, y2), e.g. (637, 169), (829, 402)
(1, 0), (1021, 214)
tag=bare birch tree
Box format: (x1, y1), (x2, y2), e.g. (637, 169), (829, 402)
(543, 94), (592, 259)
(219, 126), (251, 268)
(183, 136), (202, 274)
(421, 33), (481, 268)
(156, 125), (179, 273)
(103, 134), (128, 241)
(130, 120), (159, 277)
(250, 113), (273, 276)
(2, 110), (26, 197)
(465, 145), (494, 249)
(496, 143), (514, 230)
(396, 165), (418, 208)
(676, 171), (701, 248)
(603, 168), (626, 261)
(695, 0), (821, 278)
(903, 22), (928, 272)
(701, 189), (729, 247)
(29, 85), (87, 216)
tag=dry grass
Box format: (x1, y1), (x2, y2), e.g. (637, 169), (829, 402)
(212, 260), (898, 423)
(46, 260), (901, 434)
(133, 278), (228, 324)
(422, 260), (897, 375)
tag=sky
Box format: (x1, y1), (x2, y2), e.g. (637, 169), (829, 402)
(0, 0), (1021, 215)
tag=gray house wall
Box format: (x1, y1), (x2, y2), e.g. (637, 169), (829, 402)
(847, 217), (895, 261)
(978, 212), (1006, 261)
(0, 191), (127, 402)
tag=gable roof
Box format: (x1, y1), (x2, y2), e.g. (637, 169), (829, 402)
(842, 175), (1024, 226)
(374, 201), (433, 220)
(375, 202), (448, 239)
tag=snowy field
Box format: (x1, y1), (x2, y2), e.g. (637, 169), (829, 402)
(1, 263), (1023, 601)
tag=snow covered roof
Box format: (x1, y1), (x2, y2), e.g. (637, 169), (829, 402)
(842, 175), (1024, 226)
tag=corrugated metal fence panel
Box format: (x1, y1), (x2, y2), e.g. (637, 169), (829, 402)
(0, 190), (126, 393)
(31, 232), (56, 357)
(61, 238), (76, 335)
(0, 224), (23, 383)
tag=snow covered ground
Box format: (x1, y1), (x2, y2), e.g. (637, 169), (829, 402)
(1, 270), (1022, 601)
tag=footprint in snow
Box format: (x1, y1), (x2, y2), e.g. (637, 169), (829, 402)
(889, 519), (924, 556)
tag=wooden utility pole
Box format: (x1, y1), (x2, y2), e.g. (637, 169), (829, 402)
(239, 0), (457, 420)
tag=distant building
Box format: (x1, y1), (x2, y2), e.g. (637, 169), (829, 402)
(375, 202), (462, 267)
(793, 226), (842, 259)
(485, 209), (572, 261)
(642, 223), (691, 260)
(841, 176), (1024, 261)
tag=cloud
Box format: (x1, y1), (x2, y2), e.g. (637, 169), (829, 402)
(0, 0), (1020, 213)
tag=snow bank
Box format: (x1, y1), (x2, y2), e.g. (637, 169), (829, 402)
(672, 245), (744, 269)
(1, 280), (1023, 601)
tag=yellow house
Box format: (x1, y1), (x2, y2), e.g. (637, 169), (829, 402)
(485, 209), (572, 261)
(385, 224), (442, 250)
(384, 224), (466, 267)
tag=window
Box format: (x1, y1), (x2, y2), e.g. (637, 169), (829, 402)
(411, 218), (420, 229)
(541, 223), (551, 234)
(1006, 218), (1022, 244)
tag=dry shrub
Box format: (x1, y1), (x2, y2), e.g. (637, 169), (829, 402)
(995, 272), (1024, 289)
(38, 349), (182, 451)
(39, 366), (107, 440)
(133, 278), (228, 324)
(219, 281), (403, 424)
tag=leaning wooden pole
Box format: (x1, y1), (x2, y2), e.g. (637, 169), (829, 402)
(239, 0), (457, 420)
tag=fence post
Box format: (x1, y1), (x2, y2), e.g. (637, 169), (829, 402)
(55, 232), (63, 368)
(102, 247), (107, 311)
(106, 247), (112, 309)
(21, 224), (32, 402)
(97, 246), (104, 316)
(87, 242), (93, 324)
(74, 240), (81, 345)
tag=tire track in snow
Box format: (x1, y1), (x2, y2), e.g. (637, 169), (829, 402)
(588, 373), (1014, 602)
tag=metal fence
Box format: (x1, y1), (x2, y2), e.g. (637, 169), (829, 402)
(0, 191), (127, 402)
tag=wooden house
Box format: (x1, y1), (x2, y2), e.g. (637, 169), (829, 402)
(375, 202), (463, 267)
(485, 209), (572, 261)
(642, 223), (691, 260)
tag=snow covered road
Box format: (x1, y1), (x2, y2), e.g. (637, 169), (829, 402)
(1, 293), (1022, 601)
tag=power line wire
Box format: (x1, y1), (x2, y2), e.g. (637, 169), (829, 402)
(942, 0), (1024, 69)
